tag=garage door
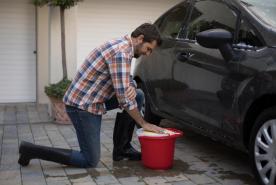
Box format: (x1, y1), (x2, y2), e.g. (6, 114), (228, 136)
(77, 0), (182, 67)
(0, 0), (36, 103)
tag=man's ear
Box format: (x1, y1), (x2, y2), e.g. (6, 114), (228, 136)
(137, 35), (144, 44)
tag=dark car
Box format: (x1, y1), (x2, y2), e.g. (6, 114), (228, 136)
(133, 0), (276, 184)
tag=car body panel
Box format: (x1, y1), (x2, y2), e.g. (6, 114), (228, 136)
(133, 0), (276, 151)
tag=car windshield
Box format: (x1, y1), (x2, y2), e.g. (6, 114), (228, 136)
(241, 0), (276, 28)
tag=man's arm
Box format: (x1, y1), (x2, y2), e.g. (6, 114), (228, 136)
(107, 52), (163, 133)
(107, 52), (137, 109)
(125, 107), (163, 133)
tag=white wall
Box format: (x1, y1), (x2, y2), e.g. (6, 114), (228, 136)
(37, 6), (50, 104)
(49, 0), (182, 82)
(49, 6), (78, 83)
(76, 0), (182, 69)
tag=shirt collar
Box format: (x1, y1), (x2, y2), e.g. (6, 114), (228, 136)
(125, 35), (134, 58)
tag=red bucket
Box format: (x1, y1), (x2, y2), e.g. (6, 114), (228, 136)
(137, 128), (183, 170)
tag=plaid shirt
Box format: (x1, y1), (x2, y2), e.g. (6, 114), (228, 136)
(63, 35), (137, 115)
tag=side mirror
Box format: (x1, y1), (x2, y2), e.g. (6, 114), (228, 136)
(196, 29), (235, 61)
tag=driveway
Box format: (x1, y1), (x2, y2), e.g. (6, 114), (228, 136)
(0, 104), (257, 185)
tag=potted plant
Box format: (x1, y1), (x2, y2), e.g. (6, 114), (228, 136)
(45, 78), (72, 124)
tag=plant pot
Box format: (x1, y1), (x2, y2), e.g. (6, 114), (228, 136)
(49, 97), (71, 124)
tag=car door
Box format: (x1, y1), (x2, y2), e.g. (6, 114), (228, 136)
(141, 1), (192, 116)
(170, 0), (241, 130)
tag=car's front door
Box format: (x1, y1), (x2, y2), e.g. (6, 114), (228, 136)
(170, 0), (240, 130)
(141, 1), (191, 116)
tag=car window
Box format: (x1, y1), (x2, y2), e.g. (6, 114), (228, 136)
(186, 0), (237, 41)
(236, 19), (264, 48)
(158, 2), (189, 39)
(241, 0), (276, 29)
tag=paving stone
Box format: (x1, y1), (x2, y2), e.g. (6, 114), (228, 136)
(1, 126), (19, 169)
(101, 134), (113, 144)
(15, 104), (27, 111)
(69, 174), (95, 184)
(118, 176), (145, 185)
(171, 181), (196, 185)
(18, 125), (33, 142)
(163, 174), (189, 183)
(16, 104), (29, 123)
(143, 176), (170, 185)
(28, 105), (41, 123)
(45, 176), (71, 185)
(64, 167), (87, 175)
(4, 106), (16, 124)
(103, 143), (113, 151)
(185, 174), (215, 185)
(0, 106), (4, 124)
(58, 126), (78, 147)
(103, 109), (120, 120)
(0, 169), (21, 185)
(1, 154), (19, 169)
(31, 124), (49, 142)
(0, 126), (3, 156)
(28, 111), (41, 123)
(3, 125), (18, 140)
(95, 175), (119, 185)
(21, 164), (47, 185)
(43, 166), (67, 177)
(72, 182), (96, 185)
(175, 150), (202, 163)
(45, 126), (70, 148)
(16, 111), (29, 123)
(37, 104), (52, 122)
(217, 179), (245, 185)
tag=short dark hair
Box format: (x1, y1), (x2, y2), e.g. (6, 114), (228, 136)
(131, 23), (162, 46)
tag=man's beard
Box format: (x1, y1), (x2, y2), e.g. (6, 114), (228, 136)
(133, 43), (142, 58)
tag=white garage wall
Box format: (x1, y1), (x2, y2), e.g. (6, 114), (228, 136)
(77, 0), (182, 68)
(49, 0), (182, 82)
(49, 6), (78, 83)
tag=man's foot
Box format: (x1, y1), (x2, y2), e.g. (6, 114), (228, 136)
(18, 141), (31, 166)
(113, 145), (141, 161)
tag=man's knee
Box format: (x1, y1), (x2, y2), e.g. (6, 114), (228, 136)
(82, 155), (100, 168)
(85, 160), (98, 168)
(136, 89), (145, 111)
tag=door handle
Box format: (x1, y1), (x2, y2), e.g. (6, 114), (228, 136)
(177, 52), (194, 62)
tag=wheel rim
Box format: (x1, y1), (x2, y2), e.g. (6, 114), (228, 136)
(254, 119), (276, 185)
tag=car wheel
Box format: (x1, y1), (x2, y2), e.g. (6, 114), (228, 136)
(137, 82), (161, 126)
(249, 106), (276, 185)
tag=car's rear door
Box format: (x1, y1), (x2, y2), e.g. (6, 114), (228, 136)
(140, 1), (192, 116)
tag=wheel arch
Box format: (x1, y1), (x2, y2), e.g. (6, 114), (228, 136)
(243, 94), (276, 149)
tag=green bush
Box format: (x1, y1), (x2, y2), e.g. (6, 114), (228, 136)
(45, 78), (72, 99)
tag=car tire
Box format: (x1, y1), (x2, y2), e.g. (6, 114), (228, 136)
(137, 82), (161, 126)
(249, 106), (276, 185)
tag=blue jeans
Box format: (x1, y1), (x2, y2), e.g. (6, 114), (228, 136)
(66, 89), (144, 168)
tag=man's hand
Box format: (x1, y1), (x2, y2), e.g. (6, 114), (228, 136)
(125, 107), (164, 134)
(126, 86), (137, 101)
(142, 122), (164, 134)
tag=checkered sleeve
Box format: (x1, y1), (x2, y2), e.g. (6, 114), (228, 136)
(107, 52), (137, 110)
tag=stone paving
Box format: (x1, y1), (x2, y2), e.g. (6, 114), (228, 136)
(0, 103), (258, 185)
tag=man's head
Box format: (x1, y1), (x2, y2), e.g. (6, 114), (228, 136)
(131, 23), (162, 58)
